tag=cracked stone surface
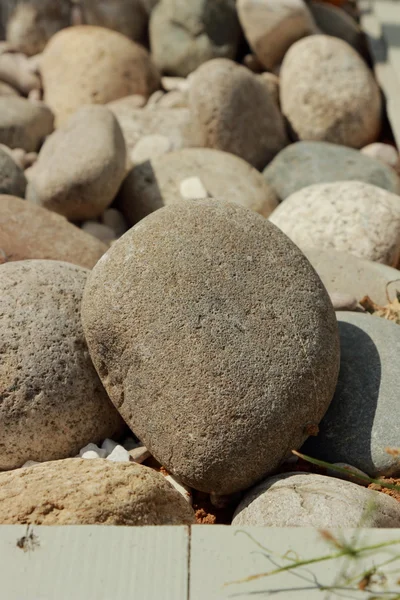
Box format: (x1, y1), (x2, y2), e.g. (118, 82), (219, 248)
(232, 472), (400, 527)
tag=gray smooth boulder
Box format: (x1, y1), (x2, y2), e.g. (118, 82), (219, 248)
(263, 142), (400, 201)
(232, 472), (400, 527)
(0, 148), (26, 198)
(303, 312), (400, 478)
(269, 181), (400, 266)
(150, 0), (240, 77)
(280, 36), (381, 148)
(308, 1), (365, 55)
(0, 260), (124, 470)
(303, 249), (400, 306)
(82, 199), (340, 494)
(118, 148), (279, 225)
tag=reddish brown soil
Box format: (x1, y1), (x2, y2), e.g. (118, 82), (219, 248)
(368, 478), (400, 503)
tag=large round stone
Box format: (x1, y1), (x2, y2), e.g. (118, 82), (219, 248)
(0, 195), (107, 269)
(232, 472), (400, 527)
(0, 260), (124, 470)
(0, 459), (195, 525)
(280, 35), (382, 148)
(303, 312), (400, 478)
(41, 26), (161, 127)
(263, 142), (400, 201)
(82, 200), (340, 494)
(118, 148), (278, 225)
(269, 181), (400, 266)
(188, 59), (289, 170)
(26, 105), (126, 221)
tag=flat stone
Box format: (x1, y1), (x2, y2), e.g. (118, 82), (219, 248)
(0, 459), (196, 525)
(303, 312), (400, 478)
(117, 148), (279, 225)
(280, 35), (382, 148)
(0, 194), (107, 269)
(81, 199), (340, 494)
(0, 260), (124, 470)
(269, 181), (400, 266)
(232, 472), (400, 527)
(303, 248), (400, 306)
(263, 142), (400, 201)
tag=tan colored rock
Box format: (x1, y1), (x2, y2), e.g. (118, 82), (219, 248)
(258, 72), (280, 106)
(107, 102), (197, 168)
(81, 0), (148, 43)
(26, 106), (126, 220)
(189, 59), (288, 169)
(158, 89), (188, 108)
(0, 51), (41, 95)
(0, 261), (124, 470)
(237, 0), (318, 71)
(82, 200), (340, 494)
(118, 148), (279, 225)
(269, 181), (400, 266)
(0, 195), (107, 268)
(6, 0), (71, 56)
(0, 459), (195, 525)
(0, 81), (19, 97)
(41, 26), (161, 127)
(280, 36), (382, 148)
(0, 97), (53, 152)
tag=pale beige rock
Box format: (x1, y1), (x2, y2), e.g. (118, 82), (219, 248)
(232, 472), (400, 527)
(179, 177), (209, 200)
(146, 89), (165, 107)
(0, 194), (107, 268)
(0, 81), (19, 97)
(0, 261), (124, 470)
(0, 459), (195, 525)
(118, 148), (279, 225)
(329, 293), (358, 311)
(158, 89), (188, 109)
(81, 199), (340, 494)
(361, 143), (400, 174)
(280, 36), (382, 148)
(41, 26), (160, 127)
(269, 181), (400, 266)
(26, 105), (126, 221)
(161, 76), (188, 92)
(0, 52), (41, 95)
(6, 0), (71, 56)
(131, 134), (172, 165)
(189, 59), (288, 169)
(258, 72), (280, 106)
(0, 97), (53, 152)
(237, 0), (318, 71)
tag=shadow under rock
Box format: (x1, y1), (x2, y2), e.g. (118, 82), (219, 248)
(302, 321), (381, 476)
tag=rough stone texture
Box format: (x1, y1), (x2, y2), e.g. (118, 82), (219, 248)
(0, 195), (107, 268)
(269, 181), (400, 266)
(81, 0), (148, 43)
(0, 261), (124, 470)
(150, 0), (240, 77)
(81, 199), (340, 494)
(0, 97), (54, 153)
(232, 472), (400, 527)
(263, 142), (400, 201)
(362, 143), (400, 174)
(303, 248), (400, 306)
(188, 59), (288, 169)
(303, 313), (400, 478)
(280, 35), (382, 148)
(41, 26), (161, 127)
(0, 459), (195, 525)
(308, 1), (365, 54)
(26, 106), (126, 221)
(0, 149), (26, 198)
(107, 103), (197, 168)
(6, 0), (71, 56)
(118, 148), (279, 225)
(237, 0), (318, 71)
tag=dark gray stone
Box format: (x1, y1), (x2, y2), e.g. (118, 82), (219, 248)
(303, 312), (400, 478)
(0, 147), (26, 198)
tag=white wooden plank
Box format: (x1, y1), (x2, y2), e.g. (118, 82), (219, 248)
(189, 525), (400, 600)
(0, 525), (189, 600)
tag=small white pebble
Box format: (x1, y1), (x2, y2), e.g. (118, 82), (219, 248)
(79, 443), (106, 458)
(164, 473), (192, 505)
(129, 446), (151, 464)
(101, 438), (119, 456)
(22, 460), (39, 468)
(179, 177), (209, 200)
(81, 451), (101, 460)
(106, 445), (131, 463)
